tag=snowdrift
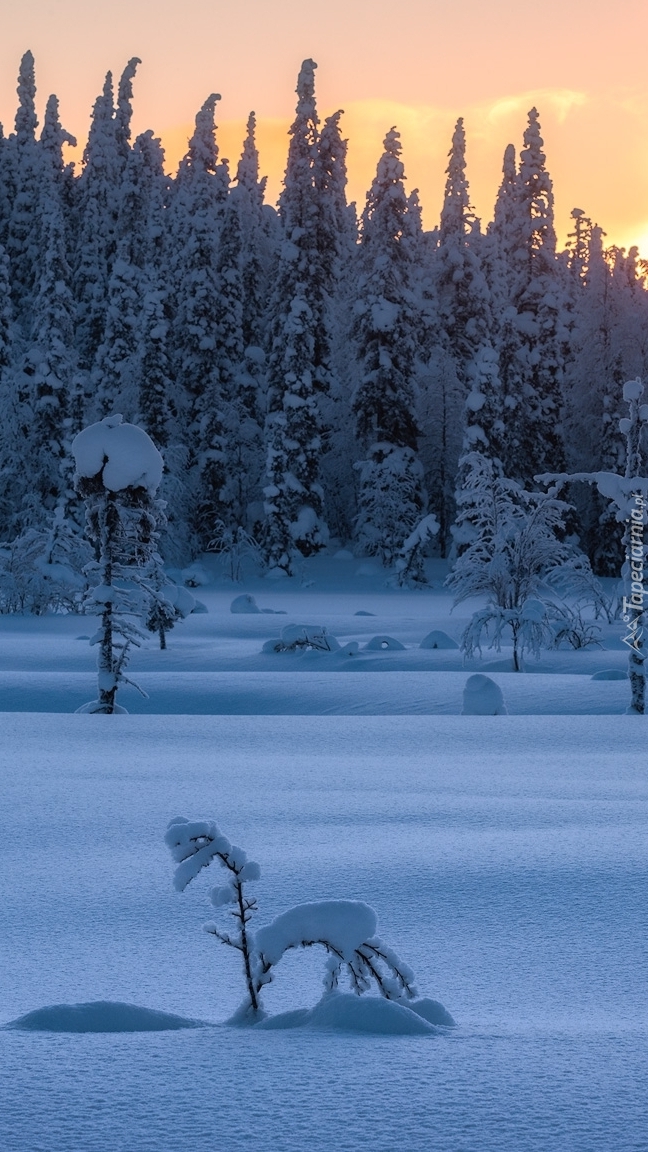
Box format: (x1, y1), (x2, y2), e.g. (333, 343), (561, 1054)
(5, 1001), (209, 1033)
(255, 993), (455, 1035)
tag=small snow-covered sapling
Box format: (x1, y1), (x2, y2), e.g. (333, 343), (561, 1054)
(165, 816), (418, 1021)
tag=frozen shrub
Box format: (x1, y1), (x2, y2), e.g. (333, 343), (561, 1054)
(165, 815), (434, 1024)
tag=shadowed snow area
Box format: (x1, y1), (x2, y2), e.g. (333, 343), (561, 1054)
(0, 558), (645, 1151)
(6, 1001), (208, 1033)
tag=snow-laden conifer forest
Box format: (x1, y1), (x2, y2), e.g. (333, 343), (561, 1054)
(1, 52), (646, 583)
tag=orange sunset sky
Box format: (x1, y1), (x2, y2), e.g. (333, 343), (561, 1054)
(0, 0), (647, 252)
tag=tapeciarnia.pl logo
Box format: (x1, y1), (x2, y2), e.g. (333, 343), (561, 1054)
(622, 492), (645, 652)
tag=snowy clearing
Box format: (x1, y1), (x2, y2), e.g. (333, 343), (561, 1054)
(0, 561), (646, 1151)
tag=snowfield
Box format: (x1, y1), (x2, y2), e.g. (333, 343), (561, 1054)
(0, 558), (646, 1150)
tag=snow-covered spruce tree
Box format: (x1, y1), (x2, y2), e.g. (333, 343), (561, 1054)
(317, 109), (360, 542)
(432, 119), (506, 553)
(40, 93), (77, 222)
(71, 59), (139, 378)
(167, 94), (229, 431)
(5, 52), (46, 322)
(72, 415), (167, 714)
(483, 114), (570, 484)
(436, 120), (502, 457)
(0, 243), (16, 537)
(351, 127), (426, 566)
(235, 112), (271, 351)
(563, 225), (626, 573)
(165, 815), (433, 1025)
(447, 452), (605, 671)
(195, 180), (253, 546)
(261, 60), (331, 573)
(93, 130), (169, 422)
(539, 379), (648, 713)
(7, 147), (80, 542)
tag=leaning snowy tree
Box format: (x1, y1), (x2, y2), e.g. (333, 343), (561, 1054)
(165, 815), (433, 1024)
(447, 452), (606, 671)
(538, 378), (648, 713)
(72, 414), (169, 713)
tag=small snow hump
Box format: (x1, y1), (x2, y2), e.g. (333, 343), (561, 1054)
(462, 674), (507, 716)
(230, 594), (261, 614)
(419, 630), (458, 650)
(5, 1001), (208, 1033)
(364, 635), (406, 651)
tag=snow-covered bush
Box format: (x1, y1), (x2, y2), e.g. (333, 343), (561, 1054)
(262, 623), (340, 653)
(72, 414), (167, 713)
(448, 453), (605, 670)
(208, 520), (263, 583)
(0, 508), (90, 614)
(392, 513), (439, 587)
(165, 815), (438, 1024)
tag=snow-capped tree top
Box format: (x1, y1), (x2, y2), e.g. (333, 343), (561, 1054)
(295, 58), (317, 121)
(377, 127), (405, 184)
(72, 415), (164, 495)
(115, 57), (141, 162)
(40, 95), (77, 171)
(236, 111), (259, 190)
(440, 117), (470, 242)
(278, 58), (319, 226)
(81, 71), (117, 171)
(519, 107), (556, 258)
(15, 50), (38, 145)
(179, 93), (222, 177)
(255, 900), (378, 965)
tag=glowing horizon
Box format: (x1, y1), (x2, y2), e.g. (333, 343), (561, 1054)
(0, 0), (646, 252)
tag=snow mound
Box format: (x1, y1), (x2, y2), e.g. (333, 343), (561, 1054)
(256, 994), (436, 1035)
(72, 415), (163, 496)
(230, 594), (284, 615)
(333, 549), (354, 560)
(5, 1001), (208, 1033)
(406, 997), (456, 1027)
(255, 900), (377, 965)
(75, 700), (129, 714)
(364, 635), (406, 651)
(355, 562), (381, 577)
(462, 674), (508, 715)
(231, 594), (261, 614)
(262, 625), (340, 653)
(420, 630), (459, 650)
(591, 669), (628, 681)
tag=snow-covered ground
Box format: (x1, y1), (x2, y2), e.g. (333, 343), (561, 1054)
(0, 557), (646, 1150)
